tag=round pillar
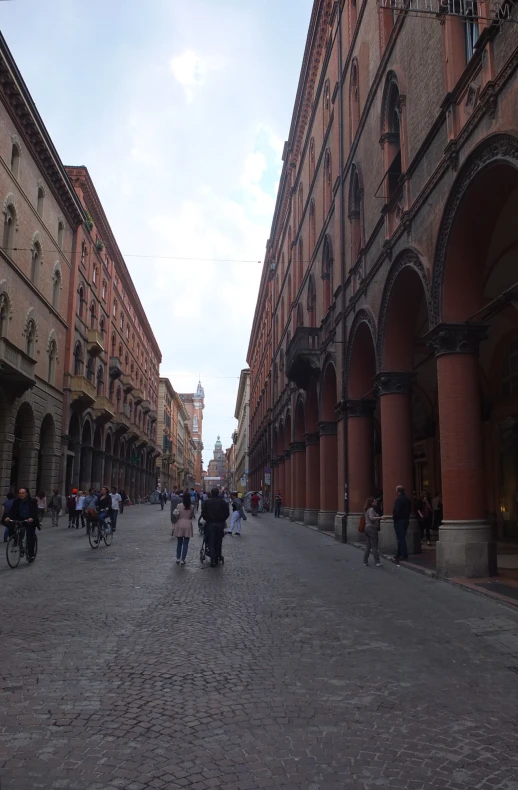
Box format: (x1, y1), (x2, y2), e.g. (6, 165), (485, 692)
(79, 445), (93, 492)
(284, 449), (292, 515)
(346, 400), (376, 541)
(304, 432), (320, 525)
(277, 456), (285, 516)
(318, 421), (337, 531)
(290, 441), (306, 522)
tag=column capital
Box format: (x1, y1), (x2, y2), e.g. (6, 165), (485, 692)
(276, 454), (285, 464)
(304, 431), (320, 446)
(374, 371), (416, 396)
(283, 449), (291, 459)
(426, 322), (488, 357)
(346, 399), (376, 418)
(93, 449), (105, 458)
(318, 420), (337, 437)
(290, 441), (306, 454)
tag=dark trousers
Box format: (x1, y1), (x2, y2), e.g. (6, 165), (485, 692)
(394, 519), (409, 559)
(176, 536), (190, 561)
(74, 510), (84, 529)
(274, 501), (281, 517)
(120, 501), (124, 514)
(421, 516), (432, 542)
(206, 523), (224, 564)
(8, 523), (36, 557)
(110, 509), (118, 530)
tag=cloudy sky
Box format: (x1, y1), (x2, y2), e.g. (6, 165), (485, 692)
(1, 0), (312, 466)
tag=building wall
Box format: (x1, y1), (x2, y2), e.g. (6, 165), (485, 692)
(234, 369), (250, 493)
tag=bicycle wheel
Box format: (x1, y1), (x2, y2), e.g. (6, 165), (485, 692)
(89, 523), (100, 548)
(27, 533), (38, 563)
(6, 534), (21, 568)
(103, 525), (113, 546)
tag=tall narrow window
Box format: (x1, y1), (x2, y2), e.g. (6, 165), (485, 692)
(298, 183), (304, 228)
(48, 339), (57, 385)
(111, 332), (116, 356)
(0, 293), (9, 337)
(2, 205), (16, 256)
(92, 265), (98, 285)
(90, 302), (96, 329)
(113, 299), (117, 317)
(74, 342), (83, 375)
(307, 274), (316, 327)
(323, 79), (331, 131)
(86, 356), (94, 383)
(465, 1), (479, 61)
(26, 319), (36, 357)
(80, 240), (86, 266)
(350, 60), (360, 140)
(78, 286), (85, 319)
(296, 302), (304, 328)
(298, 238), (304, 291)
(120, 312), (124, 331)
(309, 200), (316, 253)
(10, 145), (20, 179)
(102, 280), (107, 300)
(37, 187), (45, 217)
(96, 364), (104, 396)
(57, 221), (64, 249)
(31, 241), (42, 285)
(349, 167), (362, 263)
(109, 378), (115, 402)
(52, 268), (61, 309)
(323, 150), (332, 218)
(322, 235), (333, 312)
(100, 316), (106, 337)
(287, 272), (292, 306)
(309, 138), (315, 183)
(384, 80), (402, 201)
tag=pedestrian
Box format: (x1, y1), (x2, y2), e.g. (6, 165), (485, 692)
(4, 487), (39, 561)
(170, 488), (182, 536)
(110, 486), (122, 531)
(174, 491), (194, 565)
(36, 490), (47, 523)
(74, 490), (85, 529)
(83, 488), (98, 534)
(274, 489), (282, 518)
(432, 491), (442, 532)
(67, 489), (77, 528)
(201, 487), (230, 567)
(418, 493), (433, 546)
(119, 489), (127, 514)
(97, 486), (112, 533)
(363, 497), (385, 567)
(48, 489), (62, 527)
(228, 492), (246, 536)
(392, 485), (412, 564)
(251, 491), (260, 516)
(2, 492), (15, 541)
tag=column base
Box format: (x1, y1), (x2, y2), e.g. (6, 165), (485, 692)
(436, 520), (497, 578)
(317, 510), (336, 531)
(347, 512), (365, 543)
(334, 512), (346, 542)
(288, 508), (296, 521)
(379, 519), (398, 554)
(303, 508), (319, 526)
(291, 507), (304, 522)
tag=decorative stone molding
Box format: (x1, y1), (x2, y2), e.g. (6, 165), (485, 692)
(318, 420), (337, 437)
(23, 307), (39, 341)
(47, 328), (58, 356)
(283, 449), (291, 459)
(290, 441), (306, 454)
(305, 431), (319, 446)
(345, 308), (377, 381)
(374, 371), (416, 396)
(426, 323), (488, 357)
(346, 399), (376, 418)
(2, 192), (19, 229)
(432, 134), (518, 324)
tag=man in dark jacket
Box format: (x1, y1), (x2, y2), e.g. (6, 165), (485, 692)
(202, 488), (230, 567)
(392, 485), (412, 563)
(4, 487), (39, 560)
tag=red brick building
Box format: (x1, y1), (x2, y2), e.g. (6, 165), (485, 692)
(247, 0), (518, 577)
(179, 381), (204, 489)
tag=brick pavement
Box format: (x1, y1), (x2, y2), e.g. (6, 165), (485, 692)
(1, 506), (518, 790)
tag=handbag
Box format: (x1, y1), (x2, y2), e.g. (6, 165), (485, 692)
(358, 514), (366, 533)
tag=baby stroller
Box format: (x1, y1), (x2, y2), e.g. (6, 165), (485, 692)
(199, 523), (225, 566)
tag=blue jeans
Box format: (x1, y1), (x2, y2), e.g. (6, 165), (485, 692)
(394, 519), (409, 559)
(99, 511), (111, 532)
(274, 501), (281, 517)
(110, 509), (118, 530)
(176, 536), (189, 561)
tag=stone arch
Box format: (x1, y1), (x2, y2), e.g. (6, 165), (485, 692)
(432, 133), (518, 324)
(2, 192), (20, 228)
(10, 401), (36, 492)
(23, 307), (39, 347)
(46, 328), (58, 356)
(377, 248), (432, 369)
(320, 358), (338, 421)
(0, 279), (13, 337)
(347, 309), (378, 398)
(36, 413), (56, 495)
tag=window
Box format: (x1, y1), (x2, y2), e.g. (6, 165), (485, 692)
(52, 268), (61, 309)
(57, 221), (64, 249)
(322, 235), (333, 312)
(113, 299), (117, 318)
(2, 204), (16, 256)
(96, 364), (104, 396)
(90, 302), (96, 329)
(287, 272), (292, 306)
(349, 167), (362, 263)
(126, 324), (129, 340)
(78, 286), (85, 319)
(119, 342), (123, 359)
(92, 264), (98, 285)
(132, 333), (135, 349)
(323, 150), (332, 217)
(0, 293), (9, 337)
(309, 200), (316, 253)
(109, 378), (115, 402)
(120, 312), (124, 331)
(37, 187), (45, 217)
(383, 78), (402, 201)
(74, 342), (83, 375)
(31, 241), (42, 285)
(130, 362), (134, 377)
(48, 339), (57, 386)
(100, 316), (105, 337)
(298, 238), (304, 292)
(280, 348), (285, 372)
(116, 386), (121, 408)
(298, 183), (304, 228)
(464, 1), (479, 61)
(503, 339), (518, 398)
(350, 60), (360, 140)
(288, 226), (292, 260)
(26, 319), (36, 357)
(111, 332), (116, 355)
(309, 138), (315, 183)
(10, 144), (20, 178)
(307, 273), (316, 327)
(193, 415), (198, 432)
(296, 302), (304, 328)
(102, 280), (107, 300)
(323, 79), (331, 131)
(80, 241), (86, 266)
(86, 355), (94, 383)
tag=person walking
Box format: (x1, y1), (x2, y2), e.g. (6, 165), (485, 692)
(170, 488), (182, 535)
(392, 485), (412, 564)
(110, 487), (121, 531)
(251, 491), (260, 517)
(274, 489), (282, 518)
(174, 491), (194, 565)
(363, 497), (385, 567)
(228, 492), (246, 536)
(119, 489), (127, 514)
(74, 491), (85, 529)
(48, 489), (62, 528)
(418, 494), (433, 546)
(36, 491), (47, 523)
(66, 489), (77, 528)
(201, 488), (230, 567)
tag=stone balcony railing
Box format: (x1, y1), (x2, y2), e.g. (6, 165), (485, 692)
(286, 327), (321, 390)
(70, 375), (96, 407)
(0, 337), (36, 394)
(94, 395), (115, 422)
(141, 398), (151, 413)
(133, 388), (144, 404)
(120, 373), (133, 393)
(148, 409), (157, 422)
(87, 329), (104, 356)
(109, 356), (123, 379)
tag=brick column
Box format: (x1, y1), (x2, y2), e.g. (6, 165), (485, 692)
(79, 445), (93, 492)
(290, 441), (306, 522)
(0, 432), (14, 494)
(335, 404), (347, 541)
(21, 439), (39, 493)
(104, 454), (113, 488)
(71, 442), (81, 490)
(428, 323), (496, 578)
(284, 449), (292, 517)
(304, 432), (320, 526)
(318, 421), (337, 531)
(375, 372), (420, 555)
(346, 399), (376, 542)
(277, 456), (285, 516)
(91, 450), (105, 491)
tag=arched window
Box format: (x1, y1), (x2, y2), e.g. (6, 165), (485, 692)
(102, 280), (107, 300)
(309, 138), (315, 183)
(78, 286), (85, 319)
(323, 79), (331, 131)
(57, 221), (64, 249)
(288, 226), (292, 261)
(116, 386), (122, 408)
(30, 241), (42, 285)
(382, 75), (403, 202)
(287, 272), (292, 306)
(350, 59), (360, 140)
(48, 339), (57, 385)
(125, 353), (129, 372)
(109, 378), (115, 402)
(350, 0), (358, 32)
(298, 238), (304, 292)
(126, 324), (129, 340)
(113, 299), (117, 317)
(309, 200), (316, 253)
(96, 364), (104, 396)
(119, 342), (123, 360)
(37, 187), (45, 217)
(322, 235), (333, 312)
(296, 301), (304, 328)
(26, 319), (36, 357)
(503, 339), (518, 397)
(80, 240), (86, 266)
(132, 333), (135, 349)
(120, 312), (124, 331)
(349, 167), (363, 263)
(281, 296), (285, 329)
(0, 293), (9, 337)
(52, 267), (61, 309)
(2, 204), (16, 256)
(92, 264), (98, 285)
(10, 144), (20, 178)
(307, 273), (316, 327)
(111, 332), (116, 356)
(90, 302), (96, 329)
(323, 150), (332, 218)
(74, 341), (83, 375)
(86, 355), (94, 383)
(297, 183), (304, 228)
(100, 316), (106, 337)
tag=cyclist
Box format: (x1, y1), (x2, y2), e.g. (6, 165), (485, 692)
(97, 486), (112, 534)
(3, 487), (39, 560)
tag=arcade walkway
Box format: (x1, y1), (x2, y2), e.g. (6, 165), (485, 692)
(1, 508), (518, 789)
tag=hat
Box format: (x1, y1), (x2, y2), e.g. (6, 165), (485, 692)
(72, 488), (78, 494)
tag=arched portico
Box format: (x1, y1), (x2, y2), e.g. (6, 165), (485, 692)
(291, 397), (306, 522)
(318, 360), (338, 531)
(36, 414), (56, 496)
(10, 402), (36, 492)
(304, 379), (320, 525)
(284, 413), (292, 517)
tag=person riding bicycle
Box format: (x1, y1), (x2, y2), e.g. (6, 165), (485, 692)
(3, 487), (39, 561)
(97, 486), (112, 533)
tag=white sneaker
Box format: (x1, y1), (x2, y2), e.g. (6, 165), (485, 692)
(376, 562), (383, 567)
(180, 560), (186, 565)
(176, 559), (180, 564)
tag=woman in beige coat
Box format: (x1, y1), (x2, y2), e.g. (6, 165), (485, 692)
(175, 491), (194, 565)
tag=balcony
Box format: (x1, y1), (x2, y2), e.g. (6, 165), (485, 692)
(70, 375), (96, 407)
(0, 337), (36, 395)
(109, 356), (123, 379)
(120, 373), (133, 393)
(113, 403), (131, 433)
(141, 398), (151, 413)
(286, 327), (321, 390)
(136, 428), (149, 447)
(87, 329), (104, 356)
(94, 395), (115, 423)
(148, 409), (157, 422)
(133, 388), (143, 404)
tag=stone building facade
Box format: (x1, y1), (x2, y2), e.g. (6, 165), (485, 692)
(0, 33), (84, 497)
(234, 369), (250, 494)
(158, 377), (175, 492)
(247, 0), (518, 577)
(179, 381), (204, 489)
(63, 166), (161, 500)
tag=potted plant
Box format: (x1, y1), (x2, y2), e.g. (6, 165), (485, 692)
(85, 210), (94, 231)
(96, 240), (104, 252)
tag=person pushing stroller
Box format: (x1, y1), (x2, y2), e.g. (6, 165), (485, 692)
(201, 488), (229, 567)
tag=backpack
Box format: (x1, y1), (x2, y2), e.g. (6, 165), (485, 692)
(358, 514), (366, 533)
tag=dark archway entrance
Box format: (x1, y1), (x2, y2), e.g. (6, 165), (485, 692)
(11, 403), (36, 493)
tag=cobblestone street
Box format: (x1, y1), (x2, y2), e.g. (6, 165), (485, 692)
(1, 506), (518, 790)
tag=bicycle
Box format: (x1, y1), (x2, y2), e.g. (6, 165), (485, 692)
(88, 512), (114, 549)
(5, 520), (38, 568)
